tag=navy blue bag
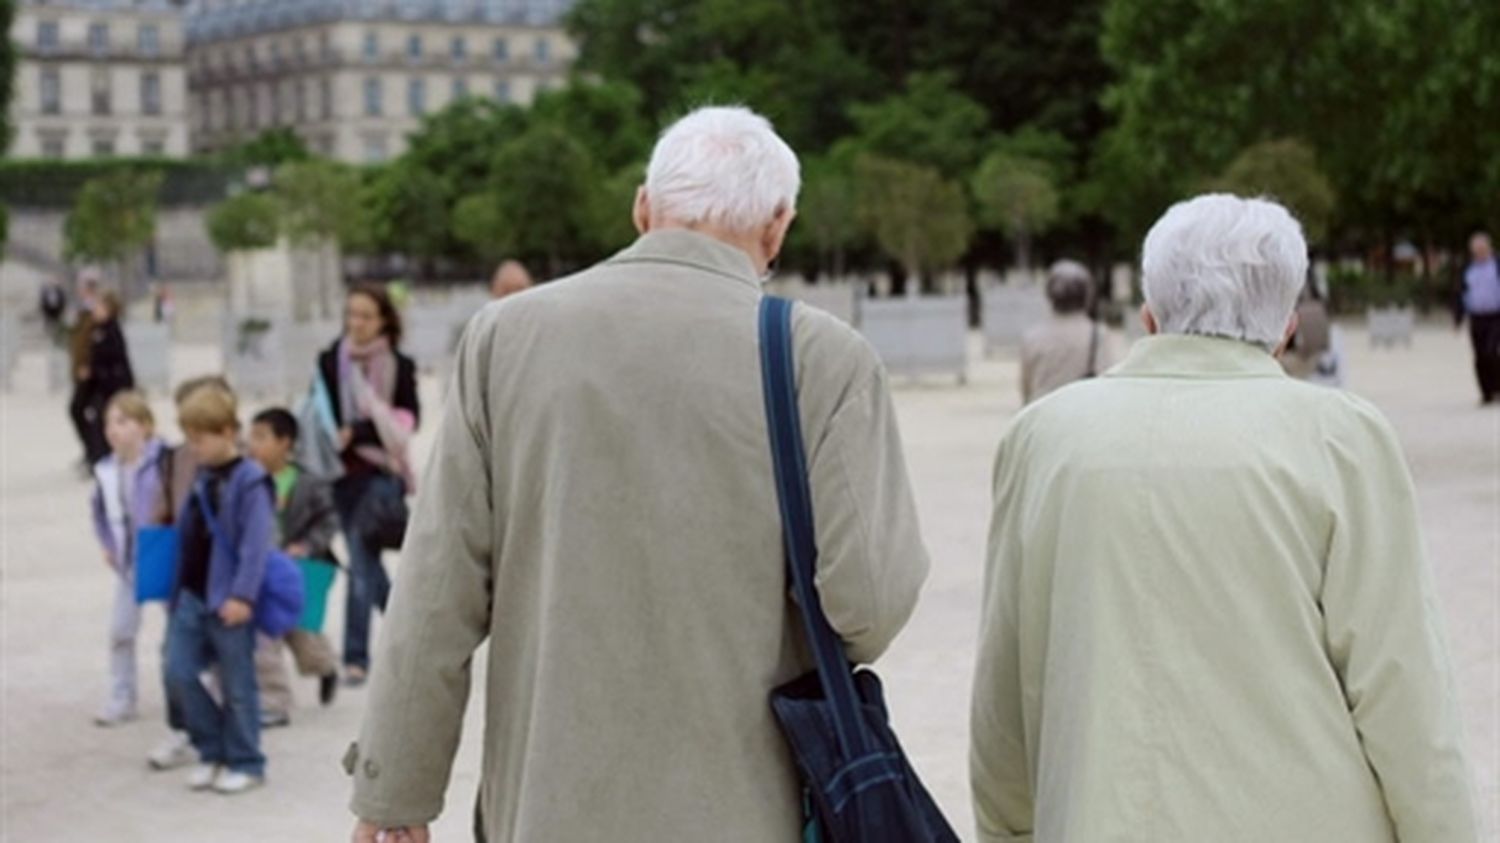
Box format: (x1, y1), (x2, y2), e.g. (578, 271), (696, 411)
(759, 296), (960, 843)
(194, 484), (305, 638)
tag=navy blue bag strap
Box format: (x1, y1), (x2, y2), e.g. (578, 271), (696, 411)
(193, 482), (239, 564)
(760, 296), (871, 759)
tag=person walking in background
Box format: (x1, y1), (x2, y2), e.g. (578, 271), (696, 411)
(89, 390), (170, 727)
(247, 407), (341, 728)
(1019, 260), (1122, 404)
(489, 259), (534, 299)
(39, 278), (68, 342)
(972, 195), (1479, 842)
(316, 284), (419, 688)
(75, 290), (137, 466)
(163, 384), (274, 795)
(68, 279), (101, 467)
(348, 106), (930, 842)
(1282, 282), (1344, 386)
(1455, 231), (1500, 404)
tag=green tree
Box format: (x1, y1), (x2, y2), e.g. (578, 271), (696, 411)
(219, 127), (311, 169)
(364, 161), (451, 264)
(585, 162), (646, 255)
(530, 78), (652, 172)
(206, 191), (279, 253)
(451, 191), (514, 267)
(63, 169), (163, 287)
(841, 72), (991, 179)
(1209, 140), (1336, 245)
(856, 156), (973, 294)
(485, 123), (602, 274)
(973, 151), (1061, 271)
(274, 159), (370, 250)
(794, 155), (864, 279)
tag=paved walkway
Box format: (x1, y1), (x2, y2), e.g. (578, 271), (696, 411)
(2, 324), (1496, 841)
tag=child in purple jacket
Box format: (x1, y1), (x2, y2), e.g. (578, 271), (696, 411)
(90, 390), (170, 727)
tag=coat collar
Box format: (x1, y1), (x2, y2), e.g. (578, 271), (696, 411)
(1107, 334), (1287, 380)
(606, 230), (762, 291)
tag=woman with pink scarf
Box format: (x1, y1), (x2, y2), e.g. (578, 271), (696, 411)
(316, 284), (420, 687)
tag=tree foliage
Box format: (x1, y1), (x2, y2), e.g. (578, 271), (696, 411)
(63, 169), (163, 267)
(973, 151), (1061, 270)
(274, 159), (370, 249)
(856, 156), (972, 284)
(206, 191), (279, 253)
(1208, 140), (1337, 245)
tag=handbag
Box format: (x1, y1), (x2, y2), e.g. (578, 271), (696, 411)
(295, 373), (346, 482)
(758, 296), (959, 843)
(136, 447), (181, 603)
(193, 484), (306, 638)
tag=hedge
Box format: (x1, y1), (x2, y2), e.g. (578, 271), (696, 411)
(0, 158), (239, 208)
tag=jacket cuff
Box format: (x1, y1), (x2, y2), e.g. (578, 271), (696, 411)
(346, 742), (440, 829)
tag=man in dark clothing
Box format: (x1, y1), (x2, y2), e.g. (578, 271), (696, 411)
(39, 279), (67, 341)
(1457, 232), (1500, 404)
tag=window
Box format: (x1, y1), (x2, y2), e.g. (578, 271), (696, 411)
(141, 72), (162, 116)
(246, 46), (257, 71)
(364, 77), (382, 116)
(40, 69), (61, 115)
(271, 42), (283, 69)
(535, 38), (550, 64)
(88, 22), (109, 54)
(296, 81), (307, 121)
(142, 137), (165, 156)
(93, 138), (116, 157)
(91, 69), (112, 115)
(450, 36), (466, 61)
(138, 24), (160, 57)
(406, 34), (422, 61)
(41, 137), (65, 159)
(322, 78), (334, 119)
(494, 78), (511, 104)
(320, 33), (332, 62)
(492, 37), (508, 62)
(407, 76), (425, 116)
(452, 76), (468, 101)
(363, 134), (388, 164)
(37, 21), (59, 51)
(363, 31), (378, 62)
(294, 37), (305, 65)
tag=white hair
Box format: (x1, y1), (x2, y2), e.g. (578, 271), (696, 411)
(644, 106), (800, 232)
(1142, 194), (1308, 350)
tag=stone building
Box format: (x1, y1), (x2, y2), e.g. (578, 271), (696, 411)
(186, 0), (577, 163)
(8, 0), (192, 159)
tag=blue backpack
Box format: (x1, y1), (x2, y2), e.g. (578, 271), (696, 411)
(193, 484), (306, 638)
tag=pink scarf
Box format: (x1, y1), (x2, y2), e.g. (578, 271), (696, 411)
(338, 336), (416, 491)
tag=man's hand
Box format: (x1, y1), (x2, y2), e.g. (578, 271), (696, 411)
(352, 821), (430, 842)
(218, 598), (253, 627)
(285, 542), (309, 558)
(339, 427), (354, 449)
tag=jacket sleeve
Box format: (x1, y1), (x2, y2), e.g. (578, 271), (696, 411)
(806, 363), (929, 665)
(294, 476), (341, 561)
(971, 430), (1034, 843)
(1321, 402), (1480, 842)
(90, 482), (116, 559)
(348, 316), (494, 827)
(228, 478), (275, 605)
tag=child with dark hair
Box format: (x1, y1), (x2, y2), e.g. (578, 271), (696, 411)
(247, 408), (341, 725)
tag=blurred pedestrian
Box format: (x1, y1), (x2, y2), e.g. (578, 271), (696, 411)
(39, 278), (67, 342)
(1455, 231), (1500, 404)
(973, 195), (1479, 842)
(349, 106), (929, 842)
(164, 383), (273, 795)
(89, 390), (171, 727)
(247, 407), (341, 728)
(75, 290), (136, 466)
(1282, 283), (1344, 386)
(1020, 260), (1122, 404)
(315, 284), (419, 687)
(489, 260), (533, 299)
(67, 280), (101, 467)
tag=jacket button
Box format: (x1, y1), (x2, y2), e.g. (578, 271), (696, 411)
(364, 758), (380, 779)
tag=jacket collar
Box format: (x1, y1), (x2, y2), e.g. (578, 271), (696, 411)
(606, 230), (762, 291)
(1107, 334), (1287, 380)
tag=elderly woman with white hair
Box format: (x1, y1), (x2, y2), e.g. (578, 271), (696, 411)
(349, 107), (930, 842)
(1019, 259), (1122, 404)
(972, 194), (1479, 843)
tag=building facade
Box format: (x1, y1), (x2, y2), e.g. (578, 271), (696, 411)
(9, 0), (193, 159)
(186, 0), (577, 163)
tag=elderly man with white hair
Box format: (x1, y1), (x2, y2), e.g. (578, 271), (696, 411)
(1019, 259), (1122, 404)
(349, 106), (930, 842)
(971, 194), (1479, 842)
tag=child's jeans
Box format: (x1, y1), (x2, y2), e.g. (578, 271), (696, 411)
(164, 590), (265, 777)
(106, 570), (141, 713)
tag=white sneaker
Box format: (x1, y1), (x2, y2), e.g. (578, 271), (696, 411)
(147, 731), (195, 771)
(94, 701), (138, 727)
(211, 769), (264, 795)
(186, 763), (220, 791)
